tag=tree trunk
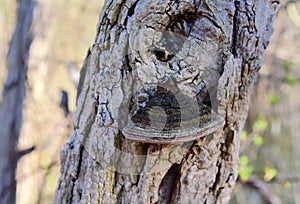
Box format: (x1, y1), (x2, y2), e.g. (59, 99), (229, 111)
(0, 0), (36, 203)
(55, 0), (279, 203)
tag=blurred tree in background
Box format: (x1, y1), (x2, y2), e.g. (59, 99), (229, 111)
(0, 0), (36, 203)
(0, 0), (299, 203)
(1, 0), (103, 203)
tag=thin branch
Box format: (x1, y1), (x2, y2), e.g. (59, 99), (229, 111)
(239, 177), (281, 204)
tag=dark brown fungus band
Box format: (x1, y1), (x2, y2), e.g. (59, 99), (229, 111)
(122, 86), (224, 144)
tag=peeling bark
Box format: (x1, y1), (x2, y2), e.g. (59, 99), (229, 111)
(55, 0), (279, 203)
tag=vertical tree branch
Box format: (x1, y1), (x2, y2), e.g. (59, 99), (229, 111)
(0, 0), (36, 203)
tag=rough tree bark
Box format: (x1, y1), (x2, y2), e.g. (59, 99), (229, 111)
(55, 0), (279, 203)
(0, 0), (36, 203)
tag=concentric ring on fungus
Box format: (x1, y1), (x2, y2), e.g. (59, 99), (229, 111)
(122, 86), (224, 144)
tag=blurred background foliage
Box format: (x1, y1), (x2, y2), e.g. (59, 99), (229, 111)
(1, 0), (103, 203)
(231, 1), (300, 203)
(0, 0), (300, 203)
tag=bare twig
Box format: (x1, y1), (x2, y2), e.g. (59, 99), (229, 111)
(240, 177), (281, 204)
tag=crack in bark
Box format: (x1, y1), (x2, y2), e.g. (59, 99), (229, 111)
(158, 163), (181, 204)
(128, 0), (139, 17)
(70, 145), (84, 203)
(231, 1), (240, 57)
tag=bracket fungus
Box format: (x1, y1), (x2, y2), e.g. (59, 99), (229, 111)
(122, 85), (224, 144)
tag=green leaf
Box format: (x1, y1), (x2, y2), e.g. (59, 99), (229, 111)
(253, 118), (268, 131)
(268, 94), (280, 106)
(253, 135), (264, 146)
(240, 131), (247, 141)
(240, 155), (249, 166)
(286, 74), (296, 86)
(264, 167), (277, 182)
(239, 155), (253, 181)
(239, 165), (254, 181)
(282, 60), (291, 71)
